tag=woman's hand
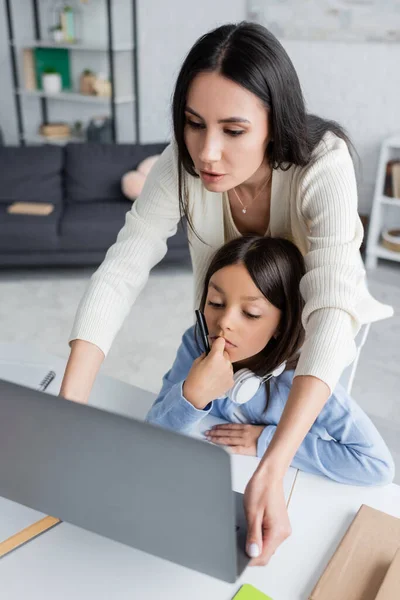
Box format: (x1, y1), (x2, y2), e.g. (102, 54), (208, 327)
(183, 337), (234, 409)
(205, 423), (264, 456)
(244, 470), (291, 565)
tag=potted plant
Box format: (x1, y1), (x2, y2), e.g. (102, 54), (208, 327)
(42, 67), (62, 94)
(79, 69), (96, 95)
(49, 24), (64, 43)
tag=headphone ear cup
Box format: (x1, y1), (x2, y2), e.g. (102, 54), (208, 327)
(271, 361), (286, 378)
(229, 369), (262, 405)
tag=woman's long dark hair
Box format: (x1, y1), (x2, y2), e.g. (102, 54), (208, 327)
(198, 235), (305, 385)
(172, 21), (354, 238)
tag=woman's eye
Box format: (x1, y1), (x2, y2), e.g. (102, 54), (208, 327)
(186, 119), (244, 137)
(186, 119), (204, 129)
(226, 130), (244, 137)
(244, 312), (261, 319)
(208, 301), (223, 308)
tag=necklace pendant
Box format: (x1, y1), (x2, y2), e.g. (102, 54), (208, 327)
(242, 208), (247, 214)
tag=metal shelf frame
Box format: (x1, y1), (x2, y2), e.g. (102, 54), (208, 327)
(5, 0), (140, 144)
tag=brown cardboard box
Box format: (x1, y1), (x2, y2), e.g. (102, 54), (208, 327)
(309, 504), (400, 600)
(374, 548), (400, 600)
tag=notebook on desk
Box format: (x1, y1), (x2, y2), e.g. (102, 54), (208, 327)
(0, 379), (250, 583)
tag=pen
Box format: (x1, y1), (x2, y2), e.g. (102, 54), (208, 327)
(38, 370), (56, 392)
(195, 309), (211, 355)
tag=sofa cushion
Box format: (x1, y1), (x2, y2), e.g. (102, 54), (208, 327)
(0, 145), (63, 205)
(59, 201), (132, 250)
(65, 142), (168, 203)
(0, 204), (61, 251)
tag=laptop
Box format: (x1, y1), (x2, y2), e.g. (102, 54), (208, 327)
(0, 379), (250, 582)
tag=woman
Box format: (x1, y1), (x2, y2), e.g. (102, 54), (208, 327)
(61, 22), (378, 565)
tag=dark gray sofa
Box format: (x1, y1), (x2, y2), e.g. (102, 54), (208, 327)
(0, 142), (190, 267)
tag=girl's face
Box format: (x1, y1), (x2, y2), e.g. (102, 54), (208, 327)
(184, 71), (270, 191)
(203, 263), (281, 364)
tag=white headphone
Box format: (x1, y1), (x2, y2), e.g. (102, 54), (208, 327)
(226, 362), (287, 405)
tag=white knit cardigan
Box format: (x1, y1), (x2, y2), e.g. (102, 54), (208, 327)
(70, 132), (375, 393)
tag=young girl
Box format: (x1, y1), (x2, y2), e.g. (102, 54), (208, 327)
(146, 236), (394, 487)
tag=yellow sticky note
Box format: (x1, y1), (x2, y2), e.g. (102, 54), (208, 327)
(232, 583), (273, 600)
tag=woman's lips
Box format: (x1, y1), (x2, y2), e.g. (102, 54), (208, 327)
(200, 171), (225, 184)
(210, 335), (237, 348)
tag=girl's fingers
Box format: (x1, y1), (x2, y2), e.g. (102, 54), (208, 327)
(210, 424), (245, 431)
(206, 429), (243, 438)
(207, 435), (243, 446)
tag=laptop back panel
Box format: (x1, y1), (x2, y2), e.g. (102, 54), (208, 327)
(0, 380), (239, 582)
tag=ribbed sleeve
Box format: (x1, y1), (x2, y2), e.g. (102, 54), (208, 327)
(294, 137), (364, 392)
(69, 143), (181, 355)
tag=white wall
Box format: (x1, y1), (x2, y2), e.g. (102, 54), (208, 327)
(136, 0), (245, 142)
(281, 39), (400, 212)
(1, 0), (400, 212)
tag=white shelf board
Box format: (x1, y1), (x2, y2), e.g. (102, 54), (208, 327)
(373, 245), (400, 262)
(381, 195), (400, 206)
(18, 89), (134, 104)
(24, 135), (85, 146)
(14, 40), (134, 52)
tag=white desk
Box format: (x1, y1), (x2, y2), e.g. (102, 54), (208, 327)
(1, 344), (399, 599)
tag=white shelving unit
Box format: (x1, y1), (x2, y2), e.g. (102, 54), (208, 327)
(22, 134), (84, 145)
(18, 40), (134, 52)
(17, 88), (135, 105)
(5, 0), (139, 144)
(365, 136), (400, 268)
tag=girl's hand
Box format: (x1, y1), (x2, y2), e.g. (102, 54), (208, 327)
(183, 337), (234, 409)
(205, 423), (265, 456)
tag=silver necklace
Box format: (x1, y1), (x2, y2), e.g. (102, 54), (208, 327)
(232, 174), (271, 214)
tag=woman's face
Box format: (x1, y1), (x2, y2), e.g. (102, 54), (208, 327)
(184, 71), (270, 191)
(203, 263), (281, 364)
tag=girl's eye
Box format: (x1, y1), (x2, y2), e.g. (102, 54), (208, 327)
(208, 301), (223, 308)
(244, 312), (261, 320)
(186, 119), (244, 137)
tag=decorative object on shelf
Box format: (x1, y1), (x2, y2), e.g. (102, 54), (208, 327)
(42, 68), (62, 94)
(392, 163), (400, 199)
(7, 202), (55, 216)
(383, 160), (400, 198)
(122, 155), (161, 200)
(92, 73), (112, 97)
(60, 4), (79, 43)
(382, 229), (400, 253)
(86, 116), (113, 143)
(49, 2), (81, 44)
(23, 49), (36, 90)
(49, 24), (64, 43)
(34, 48), (71, 91)
(72, 120), (85, 140)
(79, 69), (96, 95)
(39, 122), (71, 139)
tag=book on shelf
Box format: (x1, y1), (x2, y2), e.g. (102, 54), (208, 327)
(384, 159), (400, 198)
(392, 163), (400, 199)
(34, 47), (71, 90)
(23, 48), (36, 90)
